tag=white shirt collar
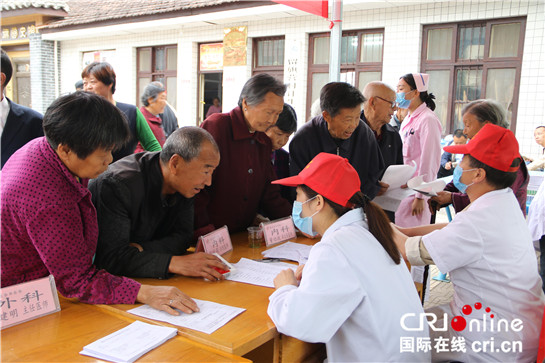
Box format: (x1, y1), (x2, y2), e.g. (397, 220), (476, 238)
(322, 208), (368, 240)
(0, 96), (10, 136)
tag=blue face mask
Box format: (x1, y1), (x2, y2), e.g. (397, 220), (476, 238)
(396, 90), (414, 109)
(292, 196), (319, 237)
(452, 165), (477, 193)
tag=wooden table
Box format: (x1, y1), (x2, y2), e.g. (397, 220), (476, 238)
(1, 296), (250, 362)
(95, 233), (325, 363)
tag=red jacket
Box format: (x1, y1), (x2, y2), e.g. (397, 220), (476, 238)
(194, 106), (291, 235)
(1, 138), (140, 304)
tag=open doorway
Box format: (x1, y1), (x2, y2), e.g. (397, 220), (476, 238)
(198, 42), (224, 125)
(199, 72), (223, 124)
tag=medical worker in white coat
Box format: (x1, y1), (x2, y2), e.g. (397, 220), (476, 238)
(394, 124), (545, 362)
(267, 152), (429, 362)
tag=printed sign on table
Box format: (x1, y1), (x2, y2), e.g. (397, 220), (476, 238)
(197, 225), (233, 255)
(0, 275), (61, 329)
(260, 216), (297, 246)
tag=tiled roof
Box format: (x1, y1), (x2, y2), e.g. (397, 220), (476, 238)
(41, 0), (256, 29)
(1, 0), (69, 11)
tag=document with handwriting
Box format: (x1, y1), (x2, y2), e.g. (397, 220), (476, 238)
(128, 299), (245, 335)
(226, 258), (297, 288)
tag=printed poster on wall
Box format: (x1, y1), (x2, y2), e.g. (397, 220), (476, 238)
(223, 26), (247, 67)
(200, 43), (224, 71)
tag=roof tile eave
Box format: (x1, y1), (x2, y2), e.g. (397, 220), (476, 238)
(39, 0), (268, 31)
(1, 1), (69, 12)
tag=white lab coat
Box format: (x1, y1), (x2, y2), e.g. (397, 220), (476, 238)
(422, 188), (544, 362)
(268, 209), (429, 362)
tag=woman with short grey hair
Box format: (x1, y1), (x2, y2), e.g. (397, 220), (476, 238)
(135, 81), (168, 151)
(194, 73), (292, 237)
(461, 99), (510, 131)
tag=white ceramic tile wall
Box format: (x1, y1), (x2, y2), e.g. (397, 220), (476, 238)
(56, 0), (544, 156)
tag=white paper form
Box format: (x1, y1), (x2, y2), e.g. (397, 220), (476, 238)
(407, 176), (447, 197)
(127, 299), (245, 335)
(380, 161), (417, 189)
(226, 258), (297, 288)
(373, 162), (417, 212)
(262, 241), (312, 263)
(80, 320), (177, 363)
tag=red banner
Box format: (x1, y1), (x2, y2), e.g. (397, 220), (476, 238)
(272, 0), (328, 19)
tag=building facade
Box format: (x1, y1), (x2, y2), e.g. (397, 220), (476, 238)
(12, 0), (545, 158)
(1, 1), (68, 112)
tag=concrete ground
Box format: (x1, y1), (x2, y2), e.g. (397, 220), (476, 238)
(424, 265), (454, 310)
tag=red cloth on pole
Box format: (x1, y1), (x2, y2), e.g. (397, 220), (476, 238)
(272, 0), (328, 18)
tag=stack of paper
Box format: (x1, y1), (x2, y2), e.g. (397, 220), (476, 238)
(226, 258), (297, 288)
(80, 320), (177, 363)
(261, 241), (312, 263)
(128, 299), (245, 335)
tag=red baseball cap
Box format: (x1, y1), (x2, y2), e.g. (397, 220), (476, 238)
(272, 152), (361, 207)
(444, 123), (520, 172)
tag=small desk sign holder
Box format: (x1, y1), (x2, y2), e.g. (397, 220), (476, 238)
(260, 216), (297, 247)
(197, 225), (233, 255)
(0, 275), (61, 329)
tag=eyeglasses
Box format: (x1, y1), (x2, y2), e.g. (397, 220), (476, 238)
(374, 96), (396, 109)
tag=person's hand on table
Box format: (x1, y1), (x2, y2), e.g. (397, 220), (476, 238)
(377, 181), (389, 196)
(295, 264), (305, 281)
(137, 285), (198, 315)
(411, 197), (425, 216)
(273, 269), (298, 289)
(169, 252), (228, 281)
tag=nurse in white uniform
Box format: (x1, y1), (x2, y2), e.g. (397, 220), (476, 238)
(267, 153), (429, 363)
(394, 124), (545, 362)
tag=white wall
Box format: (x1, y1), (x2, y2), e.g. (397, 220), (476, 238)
(59, 29), (180, 103)
(57, 0), (545, 157)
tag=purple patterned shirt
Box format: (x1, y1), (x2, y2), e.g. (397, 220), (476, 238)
(1, 137), (140, 304)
